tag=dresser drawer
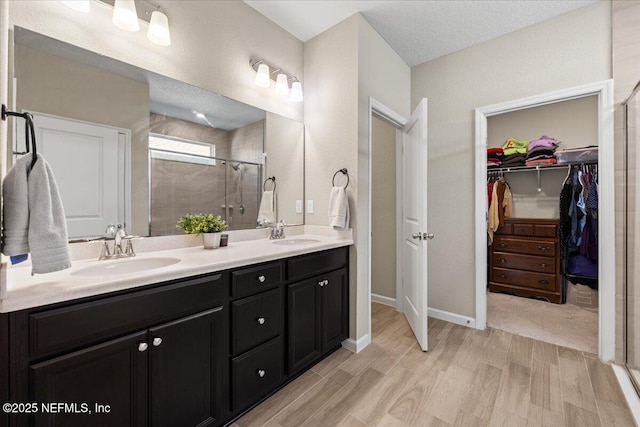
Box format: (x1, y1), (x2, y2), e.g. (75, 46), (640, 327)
(491, 268), (557, 292)
(493, 237), (556, 257)
(492, 252), (555, 274)
(287, 247), (348, 281)
(232, 262), (283, 299)
(29, 273), (226, 358)
(231, 337), (282, 411)
(232, 288), (281, 355)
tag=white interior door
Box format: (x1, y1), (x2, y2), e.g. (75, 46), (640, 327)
(17, 114), (124, 238)
(402, 99), (429, 351)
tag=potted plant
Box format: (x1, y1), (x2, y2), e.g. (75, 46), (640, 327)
(176, 213), (227, 249)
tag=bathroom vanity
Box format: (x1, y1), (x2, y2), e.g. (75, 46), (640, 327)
(0, 235), (351, 427)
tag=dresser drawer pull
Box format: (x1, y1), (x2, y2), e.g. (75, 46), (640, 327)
(539, 279), (549, 285)
(499, 258), (507, 264)
(538, 246), (550, 252)
(257, 275), (266, 283)
(540, 263), (547, 268)
(138, 342), (148, 352)
(498, 274), (507, 279)
(499, 242), (507, 248)
(152, 337), (163, 347)
(257, 317), (266, 325)
(257, 369), (266, 378)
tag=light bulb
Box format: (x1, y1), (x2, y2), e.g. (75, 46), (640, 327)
(275, 74), (290, 96)
(61, 0), (91, 12)
(113, 0), (139, 32)
(147, 10), (171, 46)
(255, 63), (271, 88)
(290, 81), (303, 102)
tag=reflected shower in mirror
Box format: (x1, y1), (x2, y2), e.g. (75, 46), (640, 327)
(11, 27), (304, 239)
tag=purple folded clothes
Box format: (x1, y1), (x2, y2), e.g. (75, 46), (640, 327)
(528, 135), (559, 151)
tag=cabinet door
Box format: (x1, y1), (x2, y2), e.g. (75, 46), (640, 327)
(149, 307), (224, 427)
(287, 277), (321, 374)
(30, 331), (148, 427)
(321, 269), (348, 353)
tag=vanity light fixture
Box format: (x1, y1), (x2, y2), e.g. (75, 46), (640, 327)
(62, 0), (91, 12)
(251, 59), (303, 102)
(147, 8), (171, 46)
(112, 0), (140, 32)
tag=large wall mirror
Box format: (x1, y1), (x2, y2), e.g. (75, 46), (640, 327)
(10, 27), (304, 240)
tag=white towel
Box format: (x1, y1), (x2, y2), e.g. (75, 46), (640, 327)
(328, 186), (350, 229)
(2, 154), (71, 275)
(257, 190), (276, 224)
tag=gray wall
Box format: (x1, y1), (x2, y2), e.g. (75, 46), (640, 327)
(14, 43), (150, 236)
(411, 1), (611, 318)
(487, 95), (598, 219)
(371, 116), (397, 300)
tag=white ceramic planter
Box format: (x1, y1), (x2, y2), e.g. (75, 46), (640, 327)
(202, 233), (221, 249)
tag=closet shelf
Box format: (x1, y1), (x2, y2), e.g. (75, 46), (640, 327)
(487, 161), (596, 174)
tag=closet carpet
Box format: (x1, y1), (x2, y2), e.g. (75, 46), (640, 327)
(233, 302), (632, 427)
(487, 292), (598, 354)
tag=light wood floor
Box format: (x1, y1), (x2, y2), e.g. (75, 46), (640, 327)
(234, 303), (635, 427)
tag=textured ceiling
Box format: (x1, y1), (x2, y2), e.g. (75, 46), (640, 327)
(244, 0), (596, 66)
(14, 27), (266, 131)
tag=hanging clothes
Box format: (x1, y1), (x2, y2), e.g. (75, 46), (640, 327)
(487, 177), (512, 245)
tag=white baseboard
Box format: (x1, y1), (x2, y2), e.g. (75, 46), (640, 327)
(428, 307), (476, 329)
(371, 293), (396, 307)
(612, 364), (640, 425)
(342, 334), (370, 353)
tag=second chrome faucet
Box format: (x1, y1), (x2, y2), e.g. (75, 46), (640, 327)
(98, 224), (138, 260)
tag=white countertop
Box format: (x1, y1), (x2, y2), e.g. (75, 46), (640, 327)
(0, 233), (353, 313)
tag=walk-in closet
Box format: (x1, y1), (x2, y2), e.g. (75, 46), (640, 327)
(485, 95), (600, 354)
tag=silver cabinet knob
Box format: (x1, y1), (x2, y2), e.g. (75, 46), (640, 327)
(318, 281), (324, 287)
(323, 279), (329, 285)
(257, 369), (266, 378)
(258, 275), (266, 283)
(152, 337), (163, 347)
(257, 317), (266, 325)
(412, 232), (422, 240)
(425, 233), (435, 240)
(138, 342), (148, 352)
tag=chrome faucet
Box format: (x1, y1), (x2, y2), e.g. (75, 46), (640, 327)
(98, 224), (138, 260)
(269, 220), (286, 240)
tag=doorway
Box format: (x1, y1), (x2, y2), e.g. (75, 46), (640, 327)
(474, 80), (615, 361)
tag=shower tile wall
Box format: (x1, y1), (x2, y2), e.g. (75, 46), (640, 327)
(149, 114), (264, 234)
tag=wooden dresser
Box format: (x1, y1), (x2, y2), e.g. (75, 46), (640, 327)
(490, 218), (562, 303)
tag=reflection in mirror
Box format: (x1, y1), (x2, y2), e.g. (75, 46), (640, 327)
(11, 27), (304, 240)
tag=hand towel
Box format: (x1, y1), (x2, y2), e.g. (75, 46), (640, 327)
(27, 154), (71, 274)
(257, 190), (276, 224)
(328, 186), (350, 229)
(2, 154), (71, 275)
(2, 155), (32, 256)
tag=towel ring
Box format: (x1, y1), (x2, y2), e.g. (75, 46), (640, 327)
(263, 176), (276, 192)
(2, 104), (38, 168)
(332, 168), (349, 189)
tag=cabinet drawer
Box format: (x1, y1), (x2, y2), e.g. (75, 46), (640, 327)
(232, 262), (282, 299)
(231, 338), (282, 412)
(491, 267), (557, 291)
(287, 247), (348, 282)
(29, 273), (226, 358)
(492, 252), (555, 274)
(232, 288), (281, 355)
(493, 237), (556, 257)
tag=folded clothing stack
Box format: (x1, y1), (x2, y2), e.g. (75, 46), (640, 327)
(525, 135), (560, 166)
(501, 137), (528, 167)
(487, 147), (503, 168)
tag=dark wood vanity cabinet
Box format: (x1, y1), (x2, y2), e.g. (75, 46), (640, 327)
(2, 246), (350, 427)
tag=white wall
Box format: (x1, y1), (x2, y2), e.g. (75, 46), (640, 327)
(411, 1), (611, 318)
(304, 14), (410, 341)
(7, 0), (303, 122)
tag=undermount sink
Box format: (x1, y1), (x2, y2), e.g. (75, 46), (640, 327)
(271, 239), (321, 246)
(71, 257), (181, 277)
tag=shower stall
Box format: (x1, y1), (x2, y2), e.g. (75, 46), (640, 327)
(148, 148), (262, 236)
(624, 80), (640, 392)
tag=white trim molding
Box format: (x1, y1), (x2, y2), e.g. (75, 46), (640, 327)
(371, 293), (397, 307)
(474, 80), (616, 362)
(428, 307), (476, 329)
(342, 334), (371, 354)
(612, 365), (640, 425)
